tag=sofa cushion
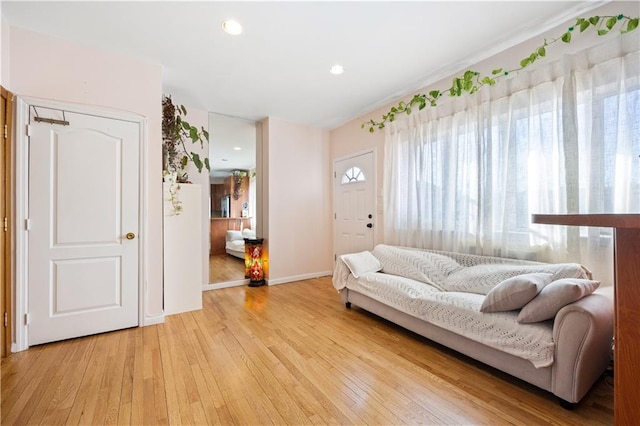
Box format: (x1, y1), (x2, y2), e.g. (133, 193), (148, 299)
(517, 278), (601, 323)
(480, 273), (553, 313)
(441, 262), (589, 295)
(372, 244), (462, 288)
(341, 251), (382, 278)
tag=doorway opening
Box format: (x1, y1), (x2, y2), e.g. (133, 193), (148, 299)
(207, 113), (258, 287)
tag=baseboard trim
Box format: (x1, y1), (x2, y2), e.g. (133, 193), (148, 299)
(203, 279), (249, 291)
(267, 271), (333, 286)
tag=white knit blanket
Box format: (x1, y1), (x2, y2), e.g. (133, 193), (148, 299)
(332, 245), (591, 368)
(342, 271), (554, 368)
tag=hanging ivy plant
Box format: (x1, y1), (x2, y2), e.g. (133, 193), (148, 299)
(162, 94), (210, 182)
(162, 95), (211, 214)
(363, 14), (639, 133)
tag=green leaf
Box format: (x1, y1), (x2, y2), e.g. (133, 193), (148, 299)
(537, 46), (546, 57)
(481, 76), (496, 85)
(191, 152), (203, 173)
(520, 58), (530, 68)
(180, 105), (187, 115)
(491, 68), (503, 75)
(463, 80), (473, 92)
(204, 157), (211, 171)
(624, 18), (638, 33)
(180, 155), (188, 168)
(405, 107), (412, 115)
(418, 101), (426, 110)
(361, 123), (365, 129)
(597, 29), (608, 36)
(589, 16), (600, 26)
(429, 90), (440, 98)
(606, 16), (617, 30)
(202, 128), (209, 142)
(181, 121), (190, 130)
(369, 127), (374, 133)
(561, 31), (571, 43)
(389, 113), (395, 122)
(579, 20), (590, 32)
(390, 107), (398, 113)
(189, 127), (198, 142)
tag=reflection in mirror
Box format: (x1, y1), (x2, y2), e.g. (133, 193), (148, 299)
(208, 113), (257, 285)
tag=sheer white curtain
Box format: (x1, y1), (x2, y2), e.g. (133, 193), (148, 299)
(384, 35), (639, 284)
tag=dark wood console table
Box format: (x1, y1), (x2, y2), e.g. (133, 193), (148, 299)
(532, 214), (640, 425)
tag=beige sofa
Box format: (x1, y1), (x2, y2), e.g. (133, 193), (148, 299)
(332, 244), (614, 406)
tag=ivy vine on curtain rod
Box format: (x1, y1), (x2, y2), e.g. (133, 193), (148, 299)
(363, 13), (639, 133)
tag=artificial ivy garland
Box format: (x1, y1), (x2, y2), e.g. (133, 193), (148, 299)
(363, 14), (639, 133)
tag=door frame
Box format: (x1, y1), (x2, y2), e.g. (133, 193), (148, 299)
(332, 148), (377, 266)
(1, 86), (13, 357)
(13, 96), (149, 352)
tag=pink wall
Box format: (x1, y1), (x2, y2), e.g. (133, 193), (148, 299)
(7, 26), (165, 322)
(263, 117), (332, 283)
(329, 1), (640, 247)
(0, 16), (9, 87)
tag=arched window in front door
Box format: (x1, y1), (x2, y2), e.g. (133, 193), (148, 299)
(341, 166), (365, 184)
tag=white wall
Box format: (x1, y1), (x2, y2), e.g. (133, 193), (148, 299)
(7, 26), (165, 323)
(262, 117), (333, 284)
(168, 102), (210, 288)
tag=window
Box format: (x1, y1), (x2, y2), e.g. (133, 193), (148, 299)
(341, 166), (365, 184)
(383, 36), (639, 272)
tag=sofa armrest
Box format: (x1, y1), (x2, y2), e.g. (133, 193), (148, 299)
(551, 290), (614, 403)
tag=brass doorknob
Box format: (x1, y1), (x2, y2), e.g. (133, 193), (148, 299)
(126, 232), (136, 240)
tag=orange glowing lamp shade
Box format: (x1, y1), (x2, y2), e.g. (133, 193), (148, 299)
(244, 238), (265, 287)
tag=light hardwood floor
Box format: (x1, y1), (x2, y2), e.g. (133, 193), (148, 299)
(209, 254), (245, 284)
(1, 277), (613, 425)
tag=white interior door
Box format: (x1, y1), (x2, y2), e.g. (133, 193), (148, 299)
(334, 152), (375, 258)
(27, 109), (140, 346)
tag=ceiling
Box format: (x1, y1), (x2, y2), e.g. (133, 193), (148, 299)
(1, 1), (607, 177)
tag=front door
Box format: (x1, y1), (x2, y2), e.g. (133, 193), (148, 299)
(27, 108), (140, 346)
(334, 151), (376, 259)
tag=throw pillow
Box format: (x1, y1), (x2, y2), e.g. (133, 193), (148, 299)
(341, 251), (382, 278)
(480, 273), (553, 313)
(517, 278), (601, 323)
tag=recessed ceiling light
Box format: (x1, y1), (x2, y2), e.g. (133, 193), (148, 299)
(233, 147), (242, 151)
(222, 19), (242, 35)
(330, 64), (344, 75)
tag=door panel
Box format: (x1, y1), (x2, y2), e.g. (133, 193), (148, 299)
(334, 152), (375, 257)
(28, 110), (139, 346)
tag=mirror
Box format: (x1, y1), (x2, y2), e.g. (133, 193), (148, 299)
(208, 113), (257, 285)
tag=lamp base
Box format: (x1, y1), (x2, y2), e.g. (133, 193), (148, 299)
(248, 280), (266, 287)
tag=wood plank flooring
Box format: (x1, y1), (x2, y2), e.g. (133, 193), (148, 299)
(209, 254), (245, 284)
(1, 277), (613, 425)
